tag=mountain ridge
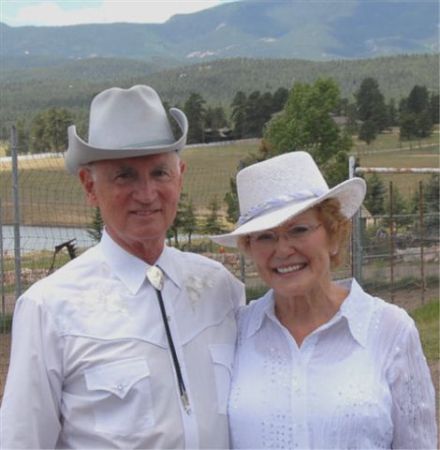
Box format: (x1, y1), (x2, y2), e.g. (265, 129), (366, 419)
(1, 0), (438, 67)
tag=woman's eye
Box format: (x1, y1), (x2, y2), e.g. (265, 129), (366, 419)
(290, 225), (309, 236)
(256, 233), (275, 242)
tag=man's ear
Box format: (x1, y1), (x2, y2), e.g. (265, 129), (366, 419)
(178, 159), (187, 188)
(79, 167), (99, 207)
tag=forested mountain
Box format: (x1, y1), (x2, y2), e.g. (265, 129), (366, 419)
(1, 0), (438, 69)
(1, 53), (438, 133)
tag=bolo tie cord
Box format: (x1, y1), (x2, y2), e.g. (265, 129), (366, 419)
(153, 285), (191, 414)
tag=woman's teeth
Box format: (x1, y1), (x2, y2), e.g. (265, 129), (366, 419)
(276, 263), (306, 274)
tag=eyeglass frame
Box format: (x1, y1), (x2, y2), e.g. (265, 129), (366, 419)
(247, 222), (323, 249)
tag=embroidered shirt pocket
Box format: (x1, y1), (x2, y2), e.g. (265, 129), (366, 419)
(210, 344), (235, 414)
(84, 358), (154, 435)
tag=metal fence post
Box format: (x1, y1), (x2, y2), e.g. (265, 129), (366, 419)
(349, 156), (362, 283)
(388, 181), (395, 303)
(419, 181), (425, 304)
(0, 198), (5, 321)
(11, 126), (22, 299)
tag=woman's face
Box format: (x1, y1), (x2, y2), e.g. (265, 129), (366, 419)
(248, 208), (337, 299)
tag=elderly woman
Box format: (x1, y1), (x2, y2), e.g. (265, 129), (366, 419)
(212, 151), (437, 449)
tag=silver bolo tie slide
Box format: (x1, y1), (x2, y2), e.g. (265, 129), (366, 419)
(146, 266), (191, 414)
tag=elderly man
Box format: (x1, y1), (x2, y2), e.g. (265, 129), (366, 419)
(1, 85), (245, 448)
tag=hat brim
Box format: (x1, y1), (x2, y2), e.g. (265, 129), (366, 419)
(65, 108), (188, 174)
(211, 177), (366, 248)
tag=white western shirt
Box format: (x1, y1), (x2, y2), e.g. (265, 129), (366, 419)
(1, 231), (245, 449)
(229, 279), (437, 449)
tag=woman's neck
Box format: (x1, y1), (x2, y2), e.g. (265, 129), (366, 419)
(274, 281), (348, 347)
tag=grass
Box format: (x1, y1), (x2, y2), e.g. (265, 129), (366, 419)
(0, 133), (438, 225)
(410, 298), (439, 361)
(356, 148), (439, 197)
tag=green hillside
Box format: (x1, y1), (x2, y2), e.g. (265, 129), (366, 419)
(1, 54), (438, 132)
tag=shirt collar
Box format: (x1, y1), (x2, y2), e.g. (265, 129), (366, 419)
(337, 278), (372, 348)
(99, 230), (181, 295)
(246, 278), (373, 348)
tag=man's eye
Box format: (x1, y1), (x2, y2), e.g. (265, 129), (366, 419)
(115, 172), (132, 179)
(153, 169), (172, 179)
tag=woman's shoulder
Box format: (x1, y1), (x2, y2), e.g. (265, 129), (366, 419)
(236, 290), (273, 335)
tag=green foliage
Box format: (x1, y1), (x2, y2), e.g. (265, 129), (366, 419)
(182, 198), (197, 248)
(2, 54), (437, 138)
(399, 85), (434, 140)
(184, 93), (206, 144)
(264, 78), (352, 184)
(410, 174), (440, 237)
(365, 173), (386, 215)
(410, 298), (439, 361)
(29, 107), (74, 153)
(224, 177), (240, 224)
(87, 208), (104, 243)
(383, 185), (411, 228)
(231, 91), (248, 139)
(355, 77), (387, 144)
(0, 314), (13, 333)
(204, 196), (224, 234)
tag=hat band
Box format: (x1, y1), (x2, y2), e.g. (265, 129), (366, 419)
(237, 188), (327, 225)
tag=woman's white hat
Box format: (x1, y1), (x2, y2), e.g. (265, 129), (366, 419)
(65, 85), (188, 174)
(211, 151), (366, 247)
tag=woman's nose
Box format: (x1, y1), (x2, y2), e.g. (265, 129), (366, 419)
(273, 234), (297, 255)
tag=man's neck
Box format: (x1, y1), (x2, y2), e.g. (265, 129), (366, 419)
(104, 227), (166, 265)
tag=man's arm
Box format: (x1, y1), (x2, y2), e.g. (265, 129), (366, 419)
(1, 294), (63, 449)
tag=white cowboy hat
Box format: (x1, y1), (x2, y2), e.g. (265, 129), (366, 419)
(65, 85), (188, 174)
(211, 151), (366, 247)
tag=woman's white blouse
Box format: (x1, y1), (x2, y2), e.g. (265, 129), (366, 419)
(228, 279), (437, 449)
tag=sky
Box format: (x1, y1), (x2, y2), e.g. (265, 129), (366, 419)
(1, 0), (238, 27)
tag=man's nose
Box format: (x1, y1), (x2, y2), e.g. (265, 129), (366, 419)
(132, 178), (157, 202)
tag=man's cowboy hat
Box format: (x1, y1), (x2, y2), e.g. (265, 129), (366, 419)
(211, 151), (366, 247)
(65, 85), (188, 174)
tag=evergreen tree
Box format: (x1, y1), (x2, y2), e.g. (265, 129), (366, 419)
(272, 87), (289, 112)
(87, 208), (104, 243)
(399, 85), (433, 139)
(182, 199), (197, 248)
(364, 174), (386, 215)
(410, 175), (440, 236)
(205, 196), (224, 234)
(184, 93), (206, 144)
(430, 93), (439, 124)
(30, 107), (73, 153)
(386, 98), (398, 128)
(245, 90), (265, 138)
(231, 91), (248, 139)
(355, 77), (387, 144)
(169, 193), (189, 247)
(224, 178), (240, 224)
(384, 185), (410, 229)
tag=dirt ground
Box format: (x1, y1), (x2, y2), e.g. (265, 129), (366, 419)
(1, 287), (438, 433)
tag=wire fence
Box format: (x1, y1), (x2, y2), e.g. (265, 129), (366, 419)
(1, 130), (439, 398)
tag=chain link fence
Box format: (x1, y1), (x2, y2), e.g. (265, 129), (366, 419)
(1, 131), (439, 398)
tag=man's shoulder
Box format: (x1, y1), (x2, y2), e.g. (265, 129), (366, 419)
(168, 247), (226, 271)
(23, 244), (101, 299)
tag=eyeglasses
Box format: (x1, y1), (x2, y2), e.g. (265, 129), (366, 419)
(249, 223), (322, 249)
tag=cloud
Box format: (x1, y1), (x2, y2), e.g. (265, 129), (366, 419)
(5, 1), (231, 27)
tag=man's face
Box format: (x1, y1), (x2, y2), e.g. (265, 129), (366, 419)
(80, 152), (185, 257)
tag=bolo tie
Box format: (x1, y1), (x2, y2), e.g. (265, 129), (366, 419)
(146, 265), (191, 414)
